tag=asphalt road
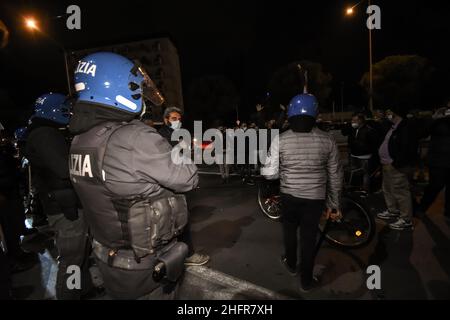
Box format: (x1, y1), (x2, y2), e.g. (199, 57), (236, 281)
(186, 170), (450, 300)
(10, 168), (450, 300)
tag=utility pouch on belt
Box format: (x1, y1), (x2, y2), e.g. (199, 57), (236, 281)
(49, 189), (79, 221)
(123, 194), (188, 258)
(147, 194), (188, 250)
(153, 241), (188, 282)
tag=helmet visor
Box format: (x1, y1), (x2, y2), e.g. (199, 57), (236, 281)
(132, 63), (165, 107)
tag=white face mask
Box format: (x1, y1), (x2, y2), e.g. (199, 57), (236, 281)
(351, 123), (359, 129)
(170, 120), (181, 130)
(387, 114), (394, 121)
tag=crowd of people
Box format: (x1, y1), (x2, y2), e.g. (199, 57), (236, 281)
(260, 96), (450, 291)
(340, 105), (450, 230)
(209, 104), (289, 184)
(1, 49), (450, 298)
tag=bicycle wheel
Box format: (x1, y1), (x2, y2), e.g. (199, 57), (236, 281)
(320, 194), (375, 249)
(257, 181), (282, 220)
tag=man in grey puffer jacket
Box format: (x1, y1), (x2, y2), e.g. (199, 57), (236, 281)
(261, 94), (343, 293)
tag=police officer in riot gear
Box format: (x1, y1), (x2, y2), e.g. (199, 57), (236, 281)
(69, 52), (198, 299)
(24, 93), (93, 299)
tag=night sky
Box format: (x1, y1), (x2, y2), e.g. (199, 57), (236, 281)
(1, 0), (450, 129)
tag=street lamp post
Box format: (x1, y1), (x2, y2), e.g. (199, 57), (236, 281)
(368, 0), (373, 112)
(346, 0), (374, 112)
(24, 16), (72, 96)
(63, 51), (72, 96)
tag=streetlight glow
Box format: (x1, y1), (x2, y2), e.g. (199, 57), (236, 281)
(343, 0), (374, 112)
(25, 17), (39, 31)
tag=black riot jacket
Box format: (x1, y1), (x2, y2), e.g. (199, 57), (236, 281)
(24, 118), (74, 216)
(69, 102), (135, 135)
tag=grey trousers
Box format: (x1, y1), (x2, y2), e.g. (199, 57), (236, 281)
(382, 164), (414, 221)
(219, 164), (230, 179)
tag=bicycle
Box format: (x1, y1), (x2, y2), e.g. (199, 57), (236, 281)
(257, 170), (376, 250)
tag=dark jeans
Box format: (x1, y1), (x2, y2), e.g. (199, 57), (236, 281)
(350, 157), (371, 191)
(281, 194), (324, 286)
(47, 211), (93, 299)
(419, 166), (450, 217)
(0, 191), (27, 257)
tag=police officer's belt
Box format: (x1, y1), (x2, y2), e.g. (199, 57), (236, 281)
(92, 239), (155, 270)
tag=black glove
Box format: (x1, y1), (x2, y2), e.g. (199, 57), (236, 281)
(49, 189), (79, 221)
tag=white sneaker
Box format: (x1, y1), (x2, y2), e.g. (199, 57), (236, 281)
(376, 210), (399, 220)
(389, 218), (414, 231)
(184, 253), (210, 266)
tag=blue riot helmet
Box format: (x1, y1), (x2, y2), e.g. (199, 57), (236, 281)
(287, 94), (319, 118)
(14, 127), (28, 142)
(31, 93), (70, 125)
(74, 52), (165, 115)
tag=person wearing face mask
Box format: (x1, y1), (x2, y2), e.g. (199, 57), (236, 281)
(158, 107), (210, 267)
(341, 113), (378, 191)
(158, 107), (183, 147)
(376, 108), (420, 230)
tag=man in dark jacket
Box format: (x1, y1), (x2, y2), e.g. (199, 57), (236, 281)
(158, 107), (183, 147)
(417, 105), (450, 220)
(24, 93), (93, 299)
(376, 108), (419, 230)
(158, 106), (210, 266)
(341, 113), (378, 191)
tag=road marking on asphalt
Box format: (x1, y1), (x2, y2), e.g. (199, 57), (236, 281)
(185, 266), (290, 300)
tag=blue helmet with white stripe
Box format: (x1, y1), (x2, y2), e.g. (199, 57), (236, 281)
(287, 94), (319, 118)
(31, 93), (70, 125)
(74, 52), (164, 114)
